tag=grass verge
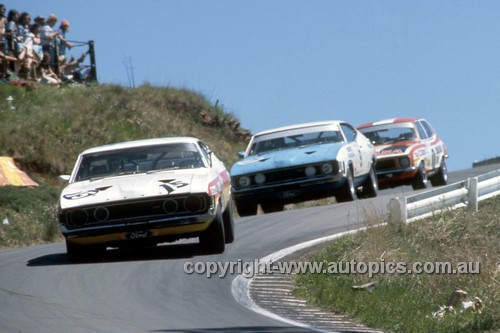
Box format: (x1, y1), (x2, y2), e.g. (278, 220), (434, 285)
(0, 185), (62, 247)
(294, 196), (500, 333)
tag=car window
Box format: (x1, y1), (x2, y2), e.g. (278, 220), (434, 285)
(359, 124), (417, 144)
(340, 124), (356, 142)
(248, 126), (343, 155)
(198, 141), (211, 165)
(416, 121), (428, 140)
(75, 143), (204, 181)
(421, 120), (435, 138)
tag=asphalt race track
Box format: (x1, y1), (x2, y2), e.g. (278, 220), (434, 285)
(0, 164), (497, 333)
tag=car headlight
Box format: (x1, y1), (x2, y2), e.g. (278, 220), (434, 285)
(238, 176), (251, 187)
(321, 163), (333, 174)
(254, 173), (266, 185)
(304, 166), (316, 177)
(399, 156), (411, 168)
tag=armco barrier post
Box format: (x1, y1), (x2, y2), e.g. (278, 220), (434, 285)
(468, 177), (478, 212)
(387, 197), (407, 224)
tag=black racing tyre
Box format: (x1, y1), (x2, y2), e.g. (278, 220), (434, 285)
(199, 205), (225, 254)
(358, 166), (378, 199)
(261, 202), (285, 214)
(235, 200), (258, 217)
(411, 163), (428, 190)
(222, 201), (235, 244)
(430, 160), (448, 187)
(336, 166), (357, 203)
(66, 241), (103, 263)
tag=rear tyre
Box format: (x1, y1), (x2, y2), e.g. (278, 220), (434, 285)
(336, 166), (357, 203)
(200, 205), (225, 254)
(358, 166), (378, 199)
(234, 200), (258, 217)
(261, 202), (285, 214)
(411, 163), (428, 190)
(222, 201), (235, 244)
(430, 160), (448, 187)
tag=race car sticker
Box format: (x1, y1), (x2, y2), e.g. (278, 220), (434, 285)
(159, 179), (189, 194)
(63, 186), (112, 200)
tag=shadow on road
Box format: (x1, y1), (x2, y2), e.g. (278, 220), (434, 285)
(150, 327), (311, 332)
(150, 327), (371, 332)
(27, 242), (205, 267)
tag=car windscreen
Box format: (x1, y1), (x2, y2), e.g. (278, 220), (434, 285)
(248, 126), (343, 156)
(74, 143), (204, 181)
(359, 123), (417, 145)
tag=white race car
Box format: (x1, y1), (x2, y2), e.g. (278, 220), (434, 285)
(58, 137), (233, 261)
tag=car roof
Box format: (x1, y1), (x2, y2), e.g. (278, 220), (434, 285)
(80, 137), (200, 155)
(253, 120), (345, 137)
(357, 117), (419, 129)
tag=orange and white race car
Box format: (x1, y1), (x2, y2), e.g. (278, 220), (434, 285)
(357, 118), (448, 190)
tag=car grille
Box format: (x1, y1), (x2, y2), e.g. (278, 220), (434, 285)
(376, 158), (397, 171)
(234, 161), (339, 188)
(62, 194), (212, 227)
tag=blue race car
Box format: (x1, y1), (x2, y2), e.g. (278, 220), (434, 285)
(230, 121), (378, 216)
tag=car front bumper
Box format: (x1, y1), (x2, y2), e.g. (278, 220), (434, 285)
(231, 174), (344, 204)
(61, 212), (215, 246)
(376, 166), (418, 184)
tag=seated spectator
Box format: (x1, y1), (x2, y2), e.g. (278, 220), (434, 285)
(59, 51), (88, 83)
(38, 51), (61, 85)
(57, 19), (72, 59)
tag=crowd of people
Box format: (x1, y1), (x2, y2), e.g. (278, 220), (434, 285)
(0, 4), (92, 86)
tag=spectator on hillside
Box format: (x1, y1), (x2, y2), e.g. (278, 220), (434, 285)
(57, 19), (72, 58)
(41, 13), (58, 65)
(38, 51), (61, 85)
(17, 12), (31, 42)
(60, 50), (87, 82)
(0, 5), (6, 48)
(34, 15), (45, 27)
(19, 23), (41, 80)
(5, 9), (19, 55)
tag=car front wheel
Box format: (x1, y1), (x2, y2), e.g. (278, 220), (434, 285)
(234, 199), (258, 217)
(200, 205), (225, 254)
(66, 241), (103, 263)
(336, 166), (357, 203)
(222, 201), (235, 244)
(358, 166), (378, 199)
(430, 160), (448, 187)
(261, 202), (285, 214)
(412, 163), (428, 190)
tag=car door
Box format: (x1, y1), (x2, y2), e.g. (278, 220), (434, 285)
(340, 123), (363, 177)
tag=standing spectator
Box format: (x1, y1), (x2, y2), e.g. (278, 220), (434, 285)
(17, 12), (31, 42)
(57, 19), (72, 59)
(41, 13), (58, 66)
(19, 23), (41, 80)
(5, 9), (19, 55)
(34, 15), (45, 27)
(0, 5), (6, 48)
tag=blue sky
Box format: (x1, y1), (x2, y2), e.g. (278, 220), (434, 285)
(6, 0), (499, 171)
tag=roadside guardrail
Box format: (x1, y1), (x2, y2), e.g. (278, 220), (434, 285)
(388, 169), (500, 223)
